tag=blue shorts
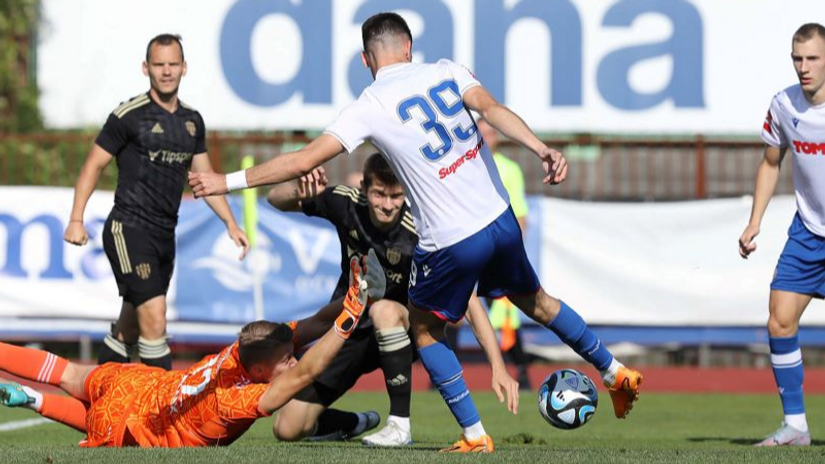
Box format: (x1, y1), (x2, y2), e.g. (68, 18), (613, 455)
(407, 207), (541, 323)
(771, 213), (825, 297)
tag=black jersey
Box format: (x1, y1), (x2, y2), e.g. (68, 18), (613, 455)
(95, 92), (207, 234)
(302, 185), (417, 305)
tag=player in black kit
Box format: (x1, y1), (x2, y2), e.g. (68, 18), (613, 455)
(63, 34), (249, 370)
(266, 154), (515, 446)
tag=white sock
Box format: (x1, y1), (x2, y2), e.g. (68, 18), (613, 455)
(20, 385), (42, 412)
(600, 358), (623, 386)
(463, 421), (486, 440)
(388, 415), (410, 432)
(785, 413), (809, 433)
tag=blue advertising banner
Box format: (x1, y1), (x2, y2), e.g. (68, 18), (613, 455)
(175, 197), (341, 323)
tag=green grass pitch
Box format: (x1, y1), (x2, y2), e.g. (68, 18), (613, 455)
(1, 391), (824, 463)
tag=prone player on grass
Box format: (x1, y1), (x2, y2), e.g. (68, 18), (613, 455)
(0, 252), (382, 448)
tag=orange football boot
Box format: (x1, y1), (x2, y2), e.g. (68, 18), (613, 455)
(606, 366), (643, 419)
(439, 434), (494, 453)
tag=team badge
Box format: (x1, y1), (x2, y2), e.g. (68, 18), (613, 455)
(349, 229), (359, 241)
(136, 263), (151, 280)
(386, 247), (401, 265)
(185, 121), (197, 137)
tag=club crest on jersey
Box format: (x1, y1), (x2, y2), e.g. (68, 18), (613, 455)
(386, 247), (401, 265)
(185, 121), (197, 137)
(349, 229), (359, 241)
(136, 263), (151, 280)
(792, 117), (800, 128)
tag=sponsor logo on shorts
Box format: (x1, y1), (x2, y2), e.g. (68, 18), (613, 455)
(136, 263), (151, 280)
(422, 264), (431, 277)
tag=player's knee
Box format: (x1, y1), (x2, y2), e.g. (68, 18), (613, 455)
(767, 313), (799, 337)
(369, 300), (408, 329)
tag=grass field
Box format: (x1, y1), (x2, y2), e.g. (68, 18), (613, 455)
(1, 391), (824, 463)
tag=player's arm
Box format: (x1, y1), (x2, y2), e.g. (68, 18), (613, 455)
(739, 145), (786, 258)
(463, 86), (567, 185)
(63, 144), (114, 246)
(266, 167), (328, 212)
(190, 153), (250, 260)
(290, 296), (344, 349)
(189, 134), (344, 197)
(257, 251), (385, 415)
(465, 293), (519, 414)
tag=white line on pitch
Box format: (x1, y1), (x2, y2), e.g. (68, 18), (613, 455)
(0, 418), (54, 432)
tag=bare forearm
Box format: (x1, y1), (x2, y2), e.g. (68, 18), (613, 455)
(69, 164), (103, 221)
(293, 298), (343, 347)
(481, 104), (545, 156)
(258, 328), (345, 414)
(748, 159), (781, 227)
(203, 195), (238, 226)
(466, 297), (507, 371)
(266, 181), (302, 212)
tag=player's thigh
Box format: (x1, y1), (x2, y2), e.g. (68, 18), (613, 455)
(295, 332), (380, 405)
(408, 302), (447, 348)
(771, 213), (825, 299)
(59, 363), (98, 402)
(477, 207), (541, 301)
(274, 399), (326, 440)
(408, 232), (493, 323)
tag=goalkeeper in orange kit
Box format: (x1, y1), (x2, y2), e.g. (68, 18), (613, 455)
(0, 250), (384, 448)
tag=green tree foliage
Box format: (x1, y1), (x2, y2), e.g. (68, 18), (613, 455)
(0, 0), (42, 133)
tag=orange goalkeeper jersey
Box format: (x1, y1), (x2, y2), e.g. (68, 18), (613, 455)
(81, 343), (269, 448)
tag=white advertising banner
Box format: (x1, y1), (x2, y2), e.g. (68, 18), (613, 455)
(540, 195), (825, 326)
(3, 186), (824, 326)
(37, 0), (820, 134)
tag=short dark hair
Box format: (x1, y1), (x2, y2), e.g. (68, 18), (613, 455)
(793, 23), (825, 44)
(361, 12), (412, 52)
(362, 153), (400, 189)
(146, 33), (184, 62)
(237, 320), (293, 371)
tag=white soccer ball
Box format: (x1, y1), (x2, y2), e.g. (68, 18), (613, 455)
(538, 369), (598, 430)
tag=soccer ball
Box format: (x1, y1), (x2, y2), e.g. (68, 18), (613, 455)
(538, 369), (598, 430)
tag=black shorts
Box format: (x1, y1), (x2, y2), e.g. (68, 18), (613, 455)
(294, 328), (381, 407)
(102, 215), (175, 307)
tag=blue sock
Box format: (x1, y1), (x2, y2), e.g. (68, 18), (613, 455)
(418, 339), (480, 427)
(769, 335), (805, 415)
(547, 301), (613, 371)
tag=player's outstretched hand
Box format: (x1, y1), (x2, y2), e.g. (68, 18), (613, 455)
(739, 224), (760, 259)
(63, 221), (89, 246)
(491, 367), (519, 415)
(297, 167), (328, 200)
(188, 171), (228, 198)
(539, 146), (568, 185)
(334, 249), (385, 339)
(228, 224), (250, 260)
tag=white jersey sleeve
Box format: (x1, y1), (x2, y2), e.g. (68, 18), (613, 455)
(324, 99), (372, 154)
(439, 59), (481, 96)
(761, 93), (788, 148)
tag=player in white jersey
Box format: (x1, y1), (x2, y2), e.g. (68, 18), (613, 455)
(739, 23), (825, 447)
(189, 12), (643, 453)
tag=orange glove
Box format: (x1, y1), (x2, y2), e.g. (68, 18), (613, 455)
(334, 257), (368, 338)
(334, 249), (385, 339)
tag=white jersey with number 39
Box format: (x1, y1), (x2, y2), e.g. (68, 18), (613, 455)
(762, 85), (825, 236)
(324, 59), (510, 251)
